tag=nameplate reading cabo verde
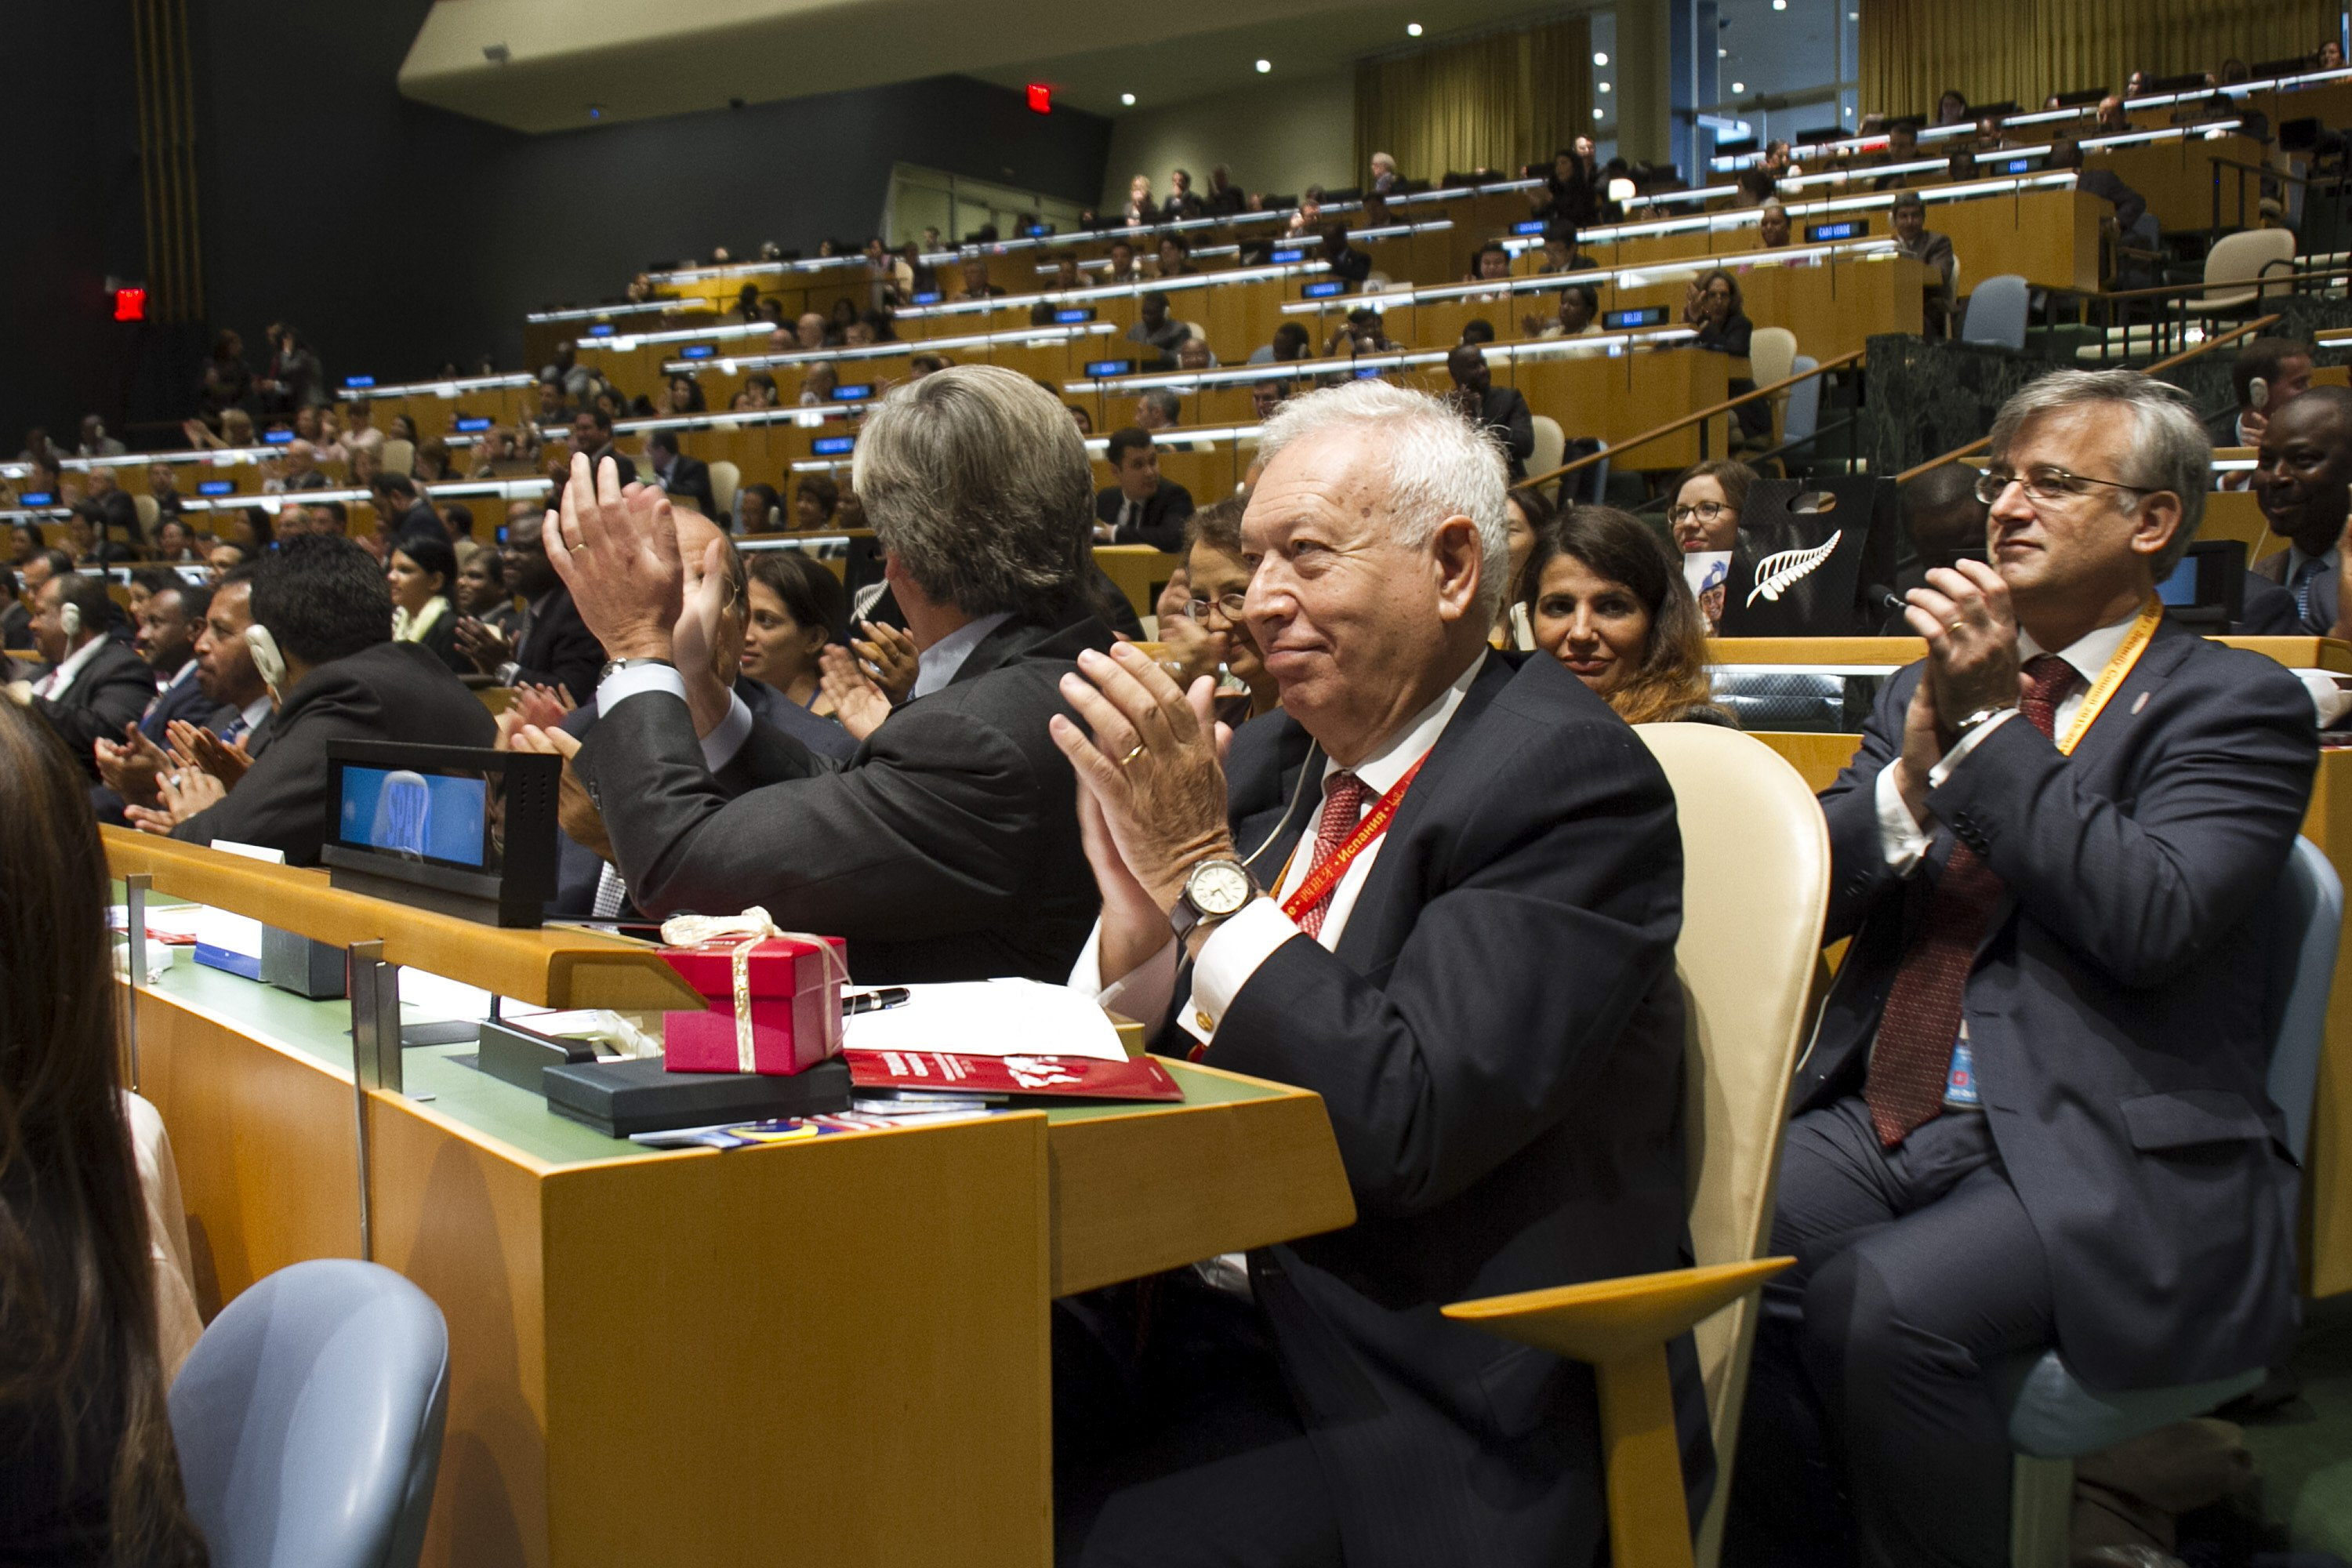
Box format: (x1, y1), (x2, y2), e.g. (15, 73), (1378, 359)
(845, 1050), (1185, 1102)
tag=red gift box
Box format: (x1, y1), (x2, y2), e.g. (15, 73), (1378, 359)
(658, 934), (846, 1076)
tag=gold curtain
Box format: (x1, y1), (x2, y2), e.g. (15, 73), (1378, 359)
(1355, 18), (1592, 183)
(1862, 0), (2340, 120)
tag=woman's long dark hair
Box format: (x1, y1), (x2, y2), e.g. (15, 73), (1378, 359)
(1520, 505), (1722, 726)
(0, 704), (206, 1564)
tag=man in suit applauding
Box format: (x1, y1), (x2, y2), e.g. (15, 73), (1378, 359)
(1093, 428), (1196, 552)
(1054, 379), (1705, 1566)
(539, 364), (1117, 982)
(131, 535), (496, 862)
(645, 429), (717, 521)
(5, 572), (157, 777)
(1725, 372), (2318, 1568)
(455, 500), (607, 702)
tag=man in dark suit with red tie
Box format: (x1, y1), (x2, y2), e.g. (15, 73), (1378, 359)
(1054, 380), (1704, 1567)
(1725, 372), (2319, 1568)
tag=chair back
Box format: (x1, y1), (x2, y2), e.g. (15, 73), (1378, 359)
(135, 493), (161, 535)
(1747, 327), (1797, 396)
(1632, 724), (1830, 1563)
(2201, 228), (2297, 307)
(1961, 274), (2031, 350)
(708, 459), (741, 521)
(1582, 438), (1611, 506)
(1528, 416), (1566, 492)
(380, 438), (416, 477)
(2262, 835), (2342, 1164)
(1782, 358), (1821, 450)
(169, 1258), (450, 1568)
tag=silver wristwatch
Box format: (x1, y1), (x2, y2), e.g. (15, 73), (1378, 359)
(1171, 858), (1256, 942)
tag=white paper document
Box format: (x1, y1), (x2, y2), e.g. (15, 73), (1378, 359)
(841, 978), (1127, 1062)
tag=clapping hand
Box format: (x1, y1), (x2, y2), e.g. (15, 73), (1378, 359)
(850, 620), (920, 704)
(818, 645), (894, 741)
(125, 768), (227, 835)
(165, 719), (253, 789)
(494, 684), (575, 750)
(95, 724), (172, 808)
(454, 616), (514, 673)
(542, 452), (682, 663)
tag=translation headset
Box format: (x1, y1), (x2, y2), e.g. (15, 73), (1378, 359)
(245, 624), (287, 694)
(60, 602), (81, 638)
(1239, 739), (1323, 871)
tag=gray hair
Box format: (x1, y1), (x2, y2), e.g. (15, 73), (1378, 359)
(1253, 379), (1512, 619)
(851, 364), (1089, 617)
(1987, 369), (2209, 575)
(1142, 387), (1182, 423)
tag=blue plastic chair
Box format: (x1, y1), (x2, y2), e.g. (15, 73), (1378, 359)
(169, 1259), (451, 1568)
(1781, 357), (1821, 471)
(2003, 836), (2341, 1567)
(1960, 274), (2031, 351)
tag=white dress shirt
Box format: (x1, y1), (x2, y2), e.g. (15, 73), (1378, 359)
(1875, 611), (2140, 873)
(33, 635), (107, 701)
(1074, 652), (1486, 1047)
(596, 664), (760, 773)
(911, 612), (1011, 699)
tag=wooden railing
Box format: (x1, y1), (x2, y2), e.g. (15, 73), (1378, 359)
(1515, 349), (1865, 490)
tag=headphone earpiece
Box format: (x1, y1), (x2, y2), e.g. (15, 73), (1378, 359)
(245, 624), (286, 692)
(60, 602), (81, 637)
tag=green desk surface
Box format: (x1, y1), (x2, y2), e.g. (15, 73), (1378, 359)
(136, 947), (1287, 1171)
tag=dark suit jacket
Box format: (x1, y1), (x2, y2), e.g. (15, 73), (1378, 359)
(91, 672), (223, 825)
(2252, 546), (2333, 633)
(391, 499), (446, 546)
(34, 639), (156, 776)
(1193, 652), (1708, 1567)
(412, 607), (469, 674)
(576, 605), (1116, 982)
(1093, 480), (1196, 553)
(579, 445), (638, 488)
(549, 677), (858, 916)
(510, 588), (606, 704)
(0, 601), (29, 652)
(2237, 570), (2303, 634)
(1471, 384), (1536, 479)
(1808, 620), (2316, 1389)
(172, 641), (498, 864)
(84, 491), (143, 554)
(1325, 245), (1373, 285)
(655, 454), (717, 521)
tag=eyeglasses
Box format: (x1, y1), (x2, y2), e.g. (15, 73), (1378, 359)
(1974, 466), (2151, 506)
(1181, 592), (1248, 623)
(1668, 499), (1734, 525)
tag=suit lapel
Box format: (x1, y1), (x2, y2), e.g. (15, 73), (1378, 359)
(2056, 619), (2191, 780)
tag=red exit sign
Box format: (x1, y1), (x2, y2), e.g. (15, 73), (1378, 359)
(1026, 83), (1051, 114)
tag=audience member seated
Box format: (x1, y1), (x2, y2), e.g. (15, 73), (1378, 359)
(1685, 267), (1755, 354)
(1134, 388), (1184, 434)
(1670, 457), (1758, 632)
(959, 256), (1005, 300)
(1319, 223), (1371, 287)
(2211, 335), (2314, 448)
(1536, 227), (1598, 274)
(1156, 235), (1197, 278)
(1494, 487), (1550, 648)
(784, 474), (837, 530)
(742, 549), (851, 717)
(0, 699), (210, 1568)
(6, 573), (155, 777)
(1249, 321), (1312, 364)
(77, 414), (126, 459)
(1882, 463), (1991, 630)
(262, 438), (329, 494)
(1094, 428), (1196, 550)
(1054, 379), (1706, 1566)
(1157, 497), (1279, 721)
(1757, 199), (1793, 249)
(735, 482), (782, 535)
(542, 365), (1118, 981)
(131, 535), (496, 860)
(454, 546), (518, 637)
(570, 407), (637, 486)
(1105, 238), (1141, 285)
(153, 518), (201, 563)
(1123, 174), (1156, 225)
(1541, 139), (1602, 227)
(1369, 150), (1400, 193)
(1127, 295), (1192, 369)
(1325, 307), (1397, 356)
(1251, 379), (1294, 422)
(1891, 191), (1957, 336)
(388, 533), (467, 673)
(647, 430), (717, 520)
(1933, 85), (1970, 125)
(454, 500), (607, 700)
(1523, 503), (1735, 724)
(1464, 241), (1515, 291)
(1726, 371), (2318, 1568)
(371, 473), (445, 550)
(76, 467), (143, 561)
(2250, 385), (2352, 634)
(1447, 344), (1536, 481)
(1731, 166), (1777, 208)
(96, 570), (270, 821)
(1460, 319), (1497, 347)
(1526, 281), (1605, 347)
(1203, 165), (1247, 215)
(799, 361), (840, 406)
(88, 579), (215, 822)
(1173, 338), (1218, 375)
(2046, 137), (2148, 233)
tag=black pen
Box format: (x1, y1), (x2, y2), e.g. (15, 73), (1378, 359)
(842, 987), (912, 1015)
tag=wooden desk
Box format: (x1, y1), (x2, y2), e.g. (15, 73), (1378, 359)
(111, 837), (1352, 1567)
(2099, 133), (2266, 233)
(1720, 634), (2352, 1298)
(1094, 545), (1188, 619)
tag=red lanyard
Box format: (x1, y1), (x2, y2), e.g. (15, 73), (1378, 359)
(1279, 753), (1429, 923)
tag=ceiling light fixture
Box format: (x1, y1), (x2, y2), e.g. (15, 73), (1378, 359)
(1593, 50), (1609, 64)
(1591, 107), (1605, 119)
(1407, 22), (1423, 35)
(1255, 58), (1272, 72)
(1121, 92), (1136, 105)
(1730, 81), (1745, 93)
(1598, 81), (1611, 93)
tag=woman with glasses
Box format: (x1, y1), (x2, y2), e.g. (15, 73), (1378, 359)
(1164, 497), (1278, 721)
(1668, 458), (1757, 632)
(1522, 505), (1733, 725)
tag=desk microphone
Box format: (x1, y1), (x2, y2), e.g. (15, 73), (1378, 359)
(1866, 583), (1907, 619)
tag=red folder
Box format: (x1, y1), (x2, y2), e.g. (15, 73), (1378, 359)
(844, 1049), (1185, 1102)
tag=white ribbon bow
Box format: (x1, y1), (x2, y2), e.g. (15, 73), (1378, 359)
(659, 907), (848, 1073)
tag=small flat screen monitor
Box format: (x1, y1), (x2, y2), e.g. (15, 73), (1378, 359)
(1606, 305), (1670, 329)
(321, 741), (559, 926)
(1302, 280), (1344, 298)
(1806, 219), (1867, 241)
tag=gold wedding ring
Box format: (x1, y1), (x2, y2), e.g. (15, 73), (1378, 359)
(1119, 743), (1147, 766)
(1947, 619), (1965, 633)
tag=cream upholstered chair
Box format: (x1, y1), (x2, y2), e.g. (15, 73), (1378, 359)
(1745, 327), (1798, 445)
(125, 1091), (204, 1378)
(1446, 724), (1830, 1568)
(379, 438), (416, 477)
(134, 492), (160, 537)
(707, 459), (741, 523)
(1528, 415), (1567, 495)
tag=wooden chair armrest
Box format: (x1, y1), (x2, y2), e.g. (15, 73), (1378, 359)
(1443, 1256), (1793, 1364)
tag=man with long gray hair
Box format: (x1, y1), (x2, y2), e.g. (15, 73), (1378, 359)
(1053, 379), (1704, 1564)
(1726, 370), (2320, 1567)
(540, 364), (1116, 982)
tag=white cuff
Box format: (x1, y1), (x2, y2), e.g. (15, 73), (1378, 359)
(1928, 709), (2013, 786)
(700, 691), (753, 772)
(1187, 898), (1301, 1040)
(1071, 920), (1181, 1032)
(1875, 760), (1933, 874)
(597, 662), (688, 714)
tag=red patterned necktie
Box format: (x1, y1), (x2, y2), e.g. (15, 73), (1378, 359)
(1864, 654), (2079, 1146)
(1293, 771), (1368, 940)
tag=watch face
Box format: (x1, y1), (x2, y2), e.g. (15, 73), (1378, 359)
(1188, 859), (1253, 917)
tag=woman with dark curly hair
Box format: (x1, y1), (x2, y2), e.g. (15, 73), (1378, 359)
(1520, 503), (1733, 726)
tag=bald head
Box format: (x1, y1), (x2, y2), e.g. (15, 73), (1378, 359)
(672, 503), (749, 681)
(1904, 463), (1991, 566)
